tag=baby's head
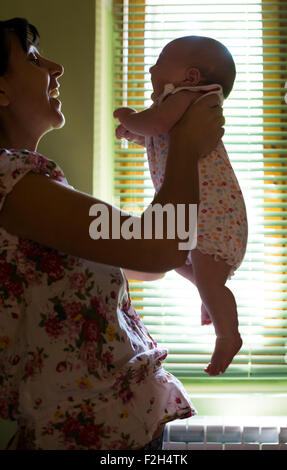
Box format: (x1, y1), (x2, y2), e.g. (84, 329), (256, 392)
(150, 36), (236, 101)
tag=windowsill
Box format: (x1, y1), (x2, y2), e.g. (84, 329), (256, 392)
(181, 379), (287, 416)
(181, 378), (287, 394)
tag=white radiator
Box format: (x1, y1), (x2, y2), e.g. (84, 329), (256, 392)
(163, 416), (287, 450)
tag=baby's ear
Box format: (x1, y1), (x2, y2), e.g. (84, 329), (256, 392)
(184, 67), (201, 86)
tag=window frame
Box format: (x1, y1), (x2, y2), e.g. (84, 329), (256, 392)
(111, 0), (287, 397)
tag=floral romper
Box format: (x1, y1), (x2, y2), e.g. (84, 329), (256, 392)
(146, 84), (248, 278)
(0, 149), (196, 450)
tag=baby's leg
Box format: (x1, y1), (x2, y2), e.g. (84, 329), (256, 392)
(190, 249), (242, 376)
(175, 265), (211, 325)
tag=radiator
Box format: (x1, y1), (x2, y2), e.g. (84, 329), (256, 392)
(163, 416), (287, 450)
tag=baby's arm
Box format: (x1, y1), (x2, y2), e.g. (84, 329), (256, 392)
(113, 91), (198, 137)
(115, 122), (146, 147)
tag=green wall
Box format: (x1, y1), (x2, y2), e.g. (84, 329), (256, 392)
(1, 0), (97, 194)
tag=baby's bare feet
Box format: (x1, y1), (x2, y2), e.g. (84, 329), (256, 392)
(204, 334), (242, 376)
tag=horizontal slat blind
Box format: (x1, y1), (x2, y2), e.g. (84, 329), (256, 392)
(113, 0), (287, 378)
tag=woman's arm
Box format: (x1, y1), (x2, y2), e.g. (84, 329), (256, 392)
(124, 269), (165, 281)
(114, 90), (197, 136)
(0, 94), (224, 273)
(0, 175), (181, 272)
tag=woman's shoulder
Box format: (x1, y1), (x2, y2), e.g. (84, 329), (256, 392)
(0, 148), (66, 183)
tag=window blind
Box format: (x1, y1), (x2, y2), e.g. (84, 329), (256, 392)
(113, 0), (287, 378)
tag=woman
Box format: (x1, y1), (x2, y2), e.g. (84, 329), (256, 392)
(0, 18), (224, 450)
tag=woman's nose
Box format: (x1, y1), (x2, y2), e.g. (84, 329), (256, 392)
(149, 64), (154, 74)
(46, 59), (64, 78)
(52, 62), (64, 78)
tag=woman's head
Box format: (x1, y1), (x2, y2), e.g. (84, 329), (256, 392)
(0, 18), (65, 150)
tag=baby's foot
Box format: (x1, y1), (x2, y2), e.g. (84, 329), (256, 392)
(204, 334), (242, 376)
(201, 304), (212, 325)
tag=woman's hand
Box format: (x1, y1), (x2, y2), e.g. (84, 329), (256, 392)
(169, 93), (225, 159)
(159, 93), (224, 207)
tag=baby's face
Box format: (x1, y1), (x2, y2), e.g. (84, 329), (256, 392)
(149, 41), (190, 101)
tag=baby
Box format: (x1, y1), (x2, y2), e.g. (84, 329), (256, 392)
(114, 36), (248, 376)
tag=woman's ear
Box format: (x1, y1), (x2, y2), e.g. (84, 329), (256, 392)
(0, 78), (10, 107)
(184, 67), (201, 86)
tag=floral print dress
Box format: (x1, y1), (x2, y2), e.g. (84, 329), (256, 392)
(0, 149), (195, 450)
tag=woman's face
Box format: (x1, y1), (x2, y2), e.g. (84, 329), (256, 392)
(0, 32), (65, 140)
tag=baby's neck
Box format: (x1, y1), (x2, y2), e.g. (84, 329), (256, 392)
(172, 82), (209, 104)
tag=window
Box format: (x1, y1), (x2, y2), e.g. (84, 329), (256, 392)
(113, 0), (287, 381)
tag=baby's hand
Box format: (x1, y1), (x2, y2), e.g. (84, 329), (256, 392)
(113, 107), (136, 122)
(115, 123), (146, 147)
(115, 123), (129, 140)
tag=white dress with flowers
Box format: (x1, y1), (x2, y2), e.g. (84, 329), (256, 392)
(0, 149), (195, 450)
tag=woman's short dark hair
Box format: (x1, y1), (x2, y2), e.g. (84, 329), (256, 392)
(0, 17), (39, 75)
